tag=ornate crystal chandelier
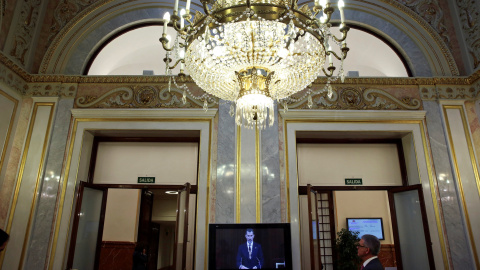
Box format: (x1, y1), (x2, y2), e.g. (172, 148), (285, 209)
(160, 0), (349, 129)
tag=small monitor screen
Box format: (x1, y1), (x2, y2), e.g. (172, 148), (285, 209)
(346, 218), (385, 240)
(208, 223), (292, 270)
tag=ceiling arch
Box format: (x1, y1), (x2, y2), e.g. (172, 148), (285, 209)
(39, 0), (458, 76)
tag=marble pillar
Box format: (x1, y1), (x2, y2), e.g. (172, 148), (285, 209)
(261, 104), (281, 223)
(423, 100), (475, 269)
(215, 103), (236, 223)
(23, 98), (74, 269)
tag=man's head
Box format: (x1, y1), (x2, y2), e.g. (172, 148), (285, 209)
(357, 234), (380, 260)
(245, 228), (255, 244)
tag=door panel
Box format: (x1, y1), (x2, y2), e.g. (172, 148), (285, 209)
(67, 182), (107, 270)
(389, 185), (435, 270)
(149, 223), (160, 270)
(174, 183), (191, 270)
(307, 185), (322, 270)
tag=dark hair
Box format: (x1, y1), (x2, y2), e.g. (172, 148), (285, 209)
(361, 234), (380, 255)
(0, 229), (9, 246)
(245, 228), (254, 235)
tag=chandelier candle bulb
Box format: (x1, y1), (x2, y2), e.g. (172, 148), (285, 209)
(163, 12), (170, 35)
(180, 9), (185, 28)
(338, 0), (345, 23)
(328, 45), (333, 63)
(166, 35), (171, 47)
(186, 0), (191, 13)
(174, 0), (179, 13)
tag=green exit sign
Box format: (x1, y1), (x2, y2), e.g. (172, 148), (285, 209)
(138, 177), (155, 183)
(345, 178), (362, 185)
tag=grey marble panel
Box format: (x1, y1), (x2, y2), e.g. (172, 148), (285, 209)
(23, 98), (74, 269)
(240, 127), (257, 223)
(261, 104), (281, 223)
(424, 101), (475, 269)
(215, 102), (236, 223)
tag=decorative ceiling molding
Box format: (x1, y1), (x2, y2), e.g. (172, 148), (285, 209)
(396, 0), (451, 49)
(26, 83), (78, 97)
(47, 0), (100, 47)
(384, 0), (458, 76)
(455, 0), (480, 69)
(74, 85), (218, 109)
(1, 51), (479, 101)
(288, 86), (422, 110)
(7, 0), (41, 66)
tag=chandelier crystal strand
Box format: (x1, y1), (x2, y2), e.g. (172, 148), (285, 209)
(160, 0), (349, 128)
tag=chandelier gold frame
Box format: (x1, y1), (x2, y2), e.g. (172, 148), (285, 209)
(160, 0), (350, 129)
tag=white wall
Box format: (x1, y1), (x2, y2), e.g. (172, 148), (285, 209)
(334, 190), (394, 244)
(297, 143), (403, 186)
(93, 142), (198, 185)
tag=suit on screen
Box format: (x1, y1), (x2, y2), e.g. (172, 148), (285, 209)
(236, 242), (264, 269)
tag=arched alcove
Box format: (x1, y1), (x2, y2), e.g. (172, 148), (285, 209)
(85, 25), (410, 77)
(40, 0), (458, 77)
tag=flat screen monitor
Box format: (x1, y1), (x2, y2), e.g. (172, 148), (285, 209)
(346, 218), (385, 240)
(208, 223), (293, 270)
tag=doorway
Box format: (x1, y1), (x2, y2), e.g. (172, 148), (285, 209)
(66, 183), (195, 270)
(302, 185), (434, 270)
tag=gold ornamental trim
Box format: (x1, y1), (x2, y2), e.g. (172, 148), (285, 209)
(289, 86), (422, 110)
(74, 85), (218, 109)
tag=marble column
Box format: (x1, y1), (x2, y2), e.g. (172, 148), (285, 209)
(423, 100), (475, 269)
(23, 98), (74, 269)
(261, 104), (281, 223)
(215, 103), (236, 223)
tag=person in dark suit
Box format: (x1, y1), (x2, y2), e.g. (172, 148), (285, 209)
(0, 229), (9, 252)
(236, 228), (264, 269)
(357, 234), (384, 270)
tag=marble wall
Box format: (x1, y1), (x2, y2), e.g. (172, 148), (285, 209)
(423, 100), (475, 269)
(23, 98), (74, 269)
(215, 103), (236, 223)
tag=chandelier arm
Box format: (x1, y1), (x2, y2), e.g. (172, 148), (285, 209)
(168, 59), (185, 70)
(322, 64), (336, 77)
(200, 0), (211, 15)
(323, 4), (334, 22)
(330, 25), (350, 43)
(160, 35), (174, 51)
(327, 50), (344, 61)
(312, 5), (321, 17)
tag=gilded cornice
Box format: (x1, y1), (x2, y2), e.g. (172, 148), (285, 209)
(74, 85), (218, 109)
(288, 86), (422, 110)
(0, 56), (28, 95)
(2, 51), (480, 101)
(25, 83), (78, 98)
(0, 52), (31, 81)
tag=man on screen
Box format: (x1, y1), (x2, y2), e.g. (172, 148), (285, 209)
(236, 228), (264, 269)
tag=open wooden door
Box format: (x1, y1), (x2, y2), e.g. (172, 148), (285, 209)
(388, 184), (435, 270)
(137, 190), (156, 269)
(66, 181), (107, 270)
(307, 185), (322, 270)
(173, 183), (191, 270)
